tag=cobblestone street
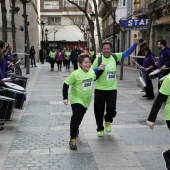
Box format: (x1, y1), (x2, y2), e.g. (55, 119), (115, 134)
(0, 63), (170, 170)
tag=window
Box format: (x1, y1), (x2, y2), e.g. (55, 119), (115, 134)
(48, 17), (61, 25)
(44, 1), (59, 9)
(73, 16), (84, 24)
(63, 0), (85, 7)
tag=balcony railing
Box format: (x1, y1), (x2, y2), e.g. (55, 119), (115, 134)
(148, 0), (170, 11)
(133, 8), (147, 16)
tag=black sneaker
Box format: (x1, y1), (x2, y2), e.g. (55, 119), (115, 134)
(69, 139), (77, 150)
(162, 151), (170, 170)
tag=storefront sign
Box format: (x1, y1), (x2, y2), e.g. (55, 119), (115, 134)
(120, 19), (148, 29)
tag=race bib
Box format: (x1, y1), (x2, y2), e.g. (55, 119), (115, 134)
(107, 71), (116, 80)
(82, 78), (93, 90)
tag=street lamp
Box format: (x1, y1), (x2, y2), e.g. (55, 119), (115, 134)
(45, 28), (48, 51)
(54, 29), (57, 48)
(40, 21), (45, 62)
(90, 12), (95, 22)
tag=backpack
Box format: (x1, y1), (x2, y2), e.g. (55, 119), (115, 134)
(95, 53), (117, 80)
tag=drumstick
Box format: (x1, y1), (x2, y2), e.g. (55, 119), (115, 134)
(132, 59), (145, 69)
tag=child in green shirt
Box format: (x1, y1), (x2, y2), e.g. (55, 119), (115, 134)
(62, 53), (105, 150)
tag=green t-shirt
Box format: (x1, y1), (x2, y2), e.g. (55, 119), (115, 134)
(49, 51), (56, 59)
(90, 51), (95, 58)
(92, 53), (122, 90)
(159, 73), (170, 120)
(65, 68), (96, 108)
(64, 51), (71, 60)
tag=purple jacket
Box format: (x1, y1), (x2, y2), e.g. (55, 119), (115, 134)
(0, 67), (4, 79)
(56, 51), (64, 61)
(158, 47), (170, 68)
(143, 54), (156, 74)
(0, 58), (7, 78)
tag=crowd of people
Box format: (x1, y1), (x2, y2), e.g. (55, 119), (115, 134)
(47, 46), (95, 72)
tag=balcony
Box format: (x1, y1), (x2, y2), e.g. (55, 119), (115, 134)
(133, 7), (148, 17)
(148, 0), (170, 11)
(103, 23), (119, 38)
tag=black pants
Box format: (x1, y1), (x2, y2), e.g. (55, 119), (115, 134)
(50, 59), (55, 69)
(94, 89), (117, 131)
(40, 55), (44, 64)
(57, 60), (62, 71)
(31, 56), (36, 66)
(70, 104), (87, 139)
(73, 61), (78, 70)
(145, 73), (154, 97)
(65, 60), (70, 70)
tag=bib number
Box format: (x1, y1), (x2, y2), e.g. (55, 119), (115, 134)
(107, 72), (116, 80)
(82, 78), (93, 90)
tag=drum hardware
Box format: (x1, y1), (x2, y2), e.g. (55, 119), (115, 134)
(0, 95), (16, 120)
(159, 76), (166, 82)
(149, 69), (161, 79)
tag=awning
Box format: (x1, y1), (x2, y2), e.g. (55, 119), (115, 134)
(47, 25), (85, 42)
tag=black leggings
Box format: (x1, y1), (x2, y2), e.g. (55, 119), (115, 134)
(57, 60), (62, 71)
(166, 121), (170, 130)
(70, 104), (87, 139)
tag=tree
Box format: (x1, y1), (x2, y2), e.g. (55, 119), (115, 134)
(67, 0), (97, 54)
(101, 0), (125, 80)
(0, 0), (7, 41)
(10, 0), (22, 75)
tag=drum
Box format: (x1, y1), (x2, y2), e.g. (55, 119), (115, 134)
(136, 76), (146, 90)
(159, 76), (166, 82)
(4, 82), (25, 92)
(0, 96), (15, 120)
(4, 88), (26, 109)
(15, 76), (28, 89)
(149, 69), (161, 79)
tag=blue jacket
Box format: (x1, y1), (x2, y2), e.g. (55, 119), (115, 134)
(158, 47), (170, 68)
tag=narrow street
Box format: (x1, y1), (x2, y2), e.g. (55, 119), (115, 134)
(0, 63), (169, 170)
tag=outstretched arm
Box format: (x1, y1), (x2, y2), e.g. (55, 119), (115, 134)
(146, 92), (167, 129)
(122, 43), (138, 59)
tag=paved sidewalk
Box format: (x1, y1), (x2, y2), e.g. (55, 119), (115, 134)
(0, 62), (169, 170)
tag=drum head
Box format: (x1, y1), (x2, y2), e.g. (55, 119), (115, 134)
(4, 82), (25, 91)
(0, 95), (15, 101)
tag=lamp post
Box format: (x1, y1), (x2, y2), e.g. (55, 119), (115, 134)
(90, 12), (96, 53)
(54, 29), (57, 48)
(45, 28), (48, 52)
(20, 0), (31, 74)
(41, 21), (45, 61)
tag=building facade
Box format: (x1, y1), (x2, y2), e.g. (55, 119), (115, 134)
(0, 0), (40, 63)
(40, 0), (91, 50)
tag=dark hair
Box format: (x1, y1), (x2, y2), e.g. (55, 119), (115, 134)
(102, 41), (112, 49)
(0, 40), (5, 49)
(141, 46), (152, 55)
(139, 39), (144, 43)
(157, 39), (166, 46)
(30, 46), (34, 49)
(78, 53), (91, 65)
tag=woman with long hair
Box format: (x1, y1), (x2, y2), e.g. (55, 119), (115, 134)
(30, 46), (37, 67)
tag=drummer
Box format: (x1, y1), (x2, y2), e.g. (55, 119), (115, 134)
(142, 47), (156, 100)
(157, 40), (170, 88)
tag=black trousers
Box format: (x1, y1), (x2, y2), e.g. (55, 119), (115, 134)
(94, 89), (117, 131)
(50, 59), (55, 69)
(145, 73), (154, 97)
(73, 61), (78, 70)
(31, 56), (36, 66)
(164, 121), (170, 157)
(65, 60), (70, 70)
(57, 60), (62, 71)
(70, 104), (87, 139)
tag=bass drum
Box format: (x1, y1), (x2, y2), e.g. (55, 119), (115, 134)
(15, 76), (28, 89)
(149, 69), (161, 79)
(0, 96), (15, 120)
(4, 82), (25, 92)
(4, 88), (26, 110)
